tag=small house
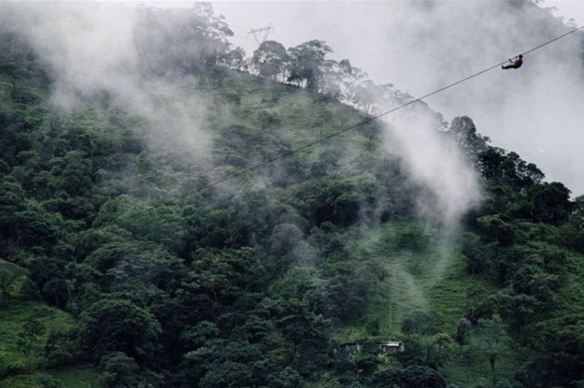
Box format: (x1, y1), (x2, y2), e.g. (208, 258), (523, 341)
(379, 340), (405, 353)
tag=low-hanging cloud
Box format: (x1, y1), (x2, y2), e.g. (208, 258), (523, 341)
(1, 2), (211, 161)
(322, 73), (482, 228)
(382, 107), (481, 229)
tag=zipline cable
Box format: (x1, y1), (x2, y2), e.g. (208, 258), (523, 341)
(520, 24), (584, 56)
(196, 24), (584, 193)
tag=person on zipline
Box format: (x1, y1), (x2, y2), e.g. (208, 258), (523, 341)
(502, 55), (523, 69)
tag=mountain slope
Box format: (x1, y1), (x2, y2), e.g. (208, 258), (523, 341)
(1, 5), (584, 388)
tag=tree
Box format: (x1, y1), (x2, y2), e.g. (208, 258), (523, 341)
(516, 313), (584, 386)
(0, 177), (63, 252)
(323, 265), (374, 321)
(287, 40), (332, 91)
(401, 311), (442, 335)
(318, 57), (366, 99)
(396, 336), (444, 370)
(181, 340), (268, 387)
(80, 299), (161, 362)
(478, 148), (506, 179)
(97, 352), (162, 388)
(86, 241), (183, 295)
(461, 232), (488, 274)
(267, 223), (305, 275)
(93, 195), (186, 254)
(477, 215), (514, 247)
(570, 195), (584, 230)
(455, 318), (471, 349)
(432, 333), (453, 364)
(180, 321), (220, 350)
(263, 297), (330, 375)
(394, 223), (431, 251)
(526, 182), (573, 225)
(41, 278), (70, 308)
(296, 175), (378, 227)
(182, 205), (251, 252)
(0, 267), (21, 305)
(477, 316), (508, 387)
(178, 247), (266, 325)
(265, 367), (302, 388)
(135, 3), (233, 75)
(252, 40), (289, 81)
(98, 352), (140, 388)
(510, 261), (559, 308)
(384, 365), (447, 388)
(44, 330), (75, 367)
(48, 150), (94, 197)
(224, 47), (247, 72)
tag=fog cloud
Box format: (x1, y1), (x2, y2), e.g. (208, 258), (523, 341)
(382, 107), (481, 229)
(1, 2), (211, 160)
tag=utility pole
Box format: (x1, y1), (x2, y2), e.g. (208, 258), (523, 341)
(248, 25), (274, 45)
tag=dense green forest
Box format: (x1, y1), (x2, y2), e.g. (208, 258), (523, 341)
(1, 3), (584, 388)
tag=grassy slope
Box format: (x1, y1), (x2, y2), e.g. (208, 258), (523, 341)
(334, 221), (521, 386)
(0, 258), (98, 386)
(0, 302), (100, 388)
(0, 367), (98, 388)
(217, 72), (374, 151)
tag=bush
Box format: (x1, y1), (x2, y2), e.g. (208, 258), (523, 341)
(394, 224), (431, 251)
(401, 311), (442, 336)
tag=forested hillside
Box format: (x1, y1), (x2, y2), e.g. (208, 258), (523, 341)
(1, 3), (584, 388)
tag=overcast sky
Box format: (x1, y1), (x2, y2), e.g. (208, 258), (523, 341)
(545, 0), (584, 25)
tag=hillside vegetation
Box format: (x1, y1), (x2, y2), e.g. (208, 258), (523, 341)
(1, 4), (584, 388)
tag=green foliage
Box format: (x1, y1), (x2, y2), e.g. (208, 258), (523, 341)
(0, 259), (27, 305)
(0, 302), (77, 377)
(93, 195), (186, 253)
(296, 173), (379, 227)
(252, 40), (289, 80)
(393, 224), (432, 251)
(182, 205), (251, 251)
(517, 313), (584, 386)
(1, 9), (584, 387)
(0, 367), (98, 388)
(98, 352), (161, 388)
(397, 336), (445, 370)
(0, 375), (62, 388)
(287, 40), (332, 91)
(79, 299), (161, 362)
(474, 316), (510, 387)
(17, 318), (46, 371)
(477, 215), (514, 247)
(401, 311), (442, 336)
(461, 233), (490, 274)
(377, 364), (447, 388)
(455, 318), (471, 348)
(134, 4), (234, 76)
